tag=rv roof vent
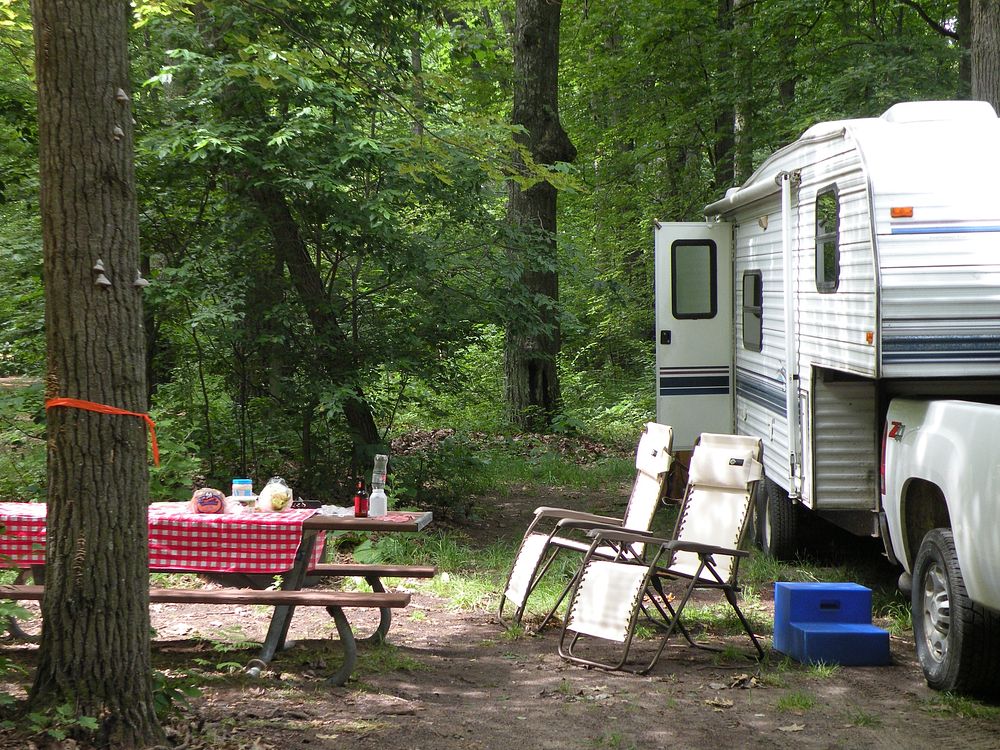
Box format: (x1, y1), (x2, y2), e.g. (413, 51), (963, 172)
(881, 100), (997, 124)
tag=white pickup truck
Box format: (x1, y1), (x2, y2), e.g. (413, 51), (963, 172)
(882, 399), (1000, 694)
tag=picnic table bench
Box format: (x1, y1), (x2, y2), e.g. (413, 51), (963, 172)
(0, 582), (417, 685)
(0, 504), (435, 686)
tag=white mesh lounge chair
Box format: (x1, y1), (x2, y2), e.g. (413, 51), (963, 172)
(497, 422), (673, 629)
(557, 432), (765, 673)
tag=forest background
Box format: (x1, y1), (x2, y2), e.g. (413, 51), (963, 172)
(0, 0), (972, 510)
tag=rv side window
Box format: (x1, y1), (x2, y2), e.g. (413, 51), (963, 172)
(742, 271), (763, 352)
(815, 188), (840, 293)
(670, 240), (717, 319)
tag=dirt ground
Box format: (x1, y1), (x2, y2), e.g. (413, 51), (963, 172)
(2, 487), (1000, 749)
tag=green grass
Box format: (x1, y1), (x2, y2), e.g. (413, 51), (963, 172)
(925, 692), (1000, 719)
(846, 707), (881, 727)
(805, 661), (840, 678)
(873, 592), (912, 635)
(776, 690), (816, 712)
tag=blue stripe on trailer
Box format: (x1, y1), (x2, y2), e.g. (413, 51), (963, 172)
(883, 334), (1000, 363)
(734, 371), (787, 417)
(658, 370), (730, 397)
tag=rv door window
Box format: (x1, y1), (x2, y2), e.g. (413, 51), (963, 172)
(742, 271), (763, 352)
(815, 188), (840, 293)
(671, 240), (717, 319)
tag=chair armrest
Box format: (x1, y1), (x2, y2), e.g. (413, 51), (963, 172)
(588, 528), (671, 547)
(664, 540), (750, 558)
(555, 518), (624, 532)
(533, 507), (621, 525)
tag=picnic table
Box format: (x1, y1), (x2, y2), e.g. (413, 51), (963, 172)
(0, 501), (434, 685)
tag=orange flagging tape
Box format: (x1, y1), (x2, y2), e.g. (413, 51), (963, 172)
(45, 397), (160, 466)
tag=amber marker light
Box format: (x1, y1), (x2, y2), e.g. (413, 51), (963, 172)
(890, 206), (914, 218)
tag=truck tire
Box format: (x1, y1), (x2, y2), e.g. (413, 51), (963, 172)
(912, 528), (1000, 695)
(756, 476), (797, 559)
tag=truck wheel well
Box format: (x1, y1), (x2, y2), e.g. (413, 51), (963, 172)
(901, 478), (950, 569)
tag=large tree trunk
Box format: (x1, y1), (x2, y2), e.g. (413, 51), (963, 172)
(29, 0), (163, 746)
(504, 0), (576, 431)
(972, 0), (1000, 110)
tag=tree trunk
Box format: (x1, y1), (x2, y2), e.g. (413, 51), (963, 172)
(713, 0), (736, 191)
(247, 183), (381, 450)
(959, 0), (973, 98)
(29, 0), (163, 746)
(972, 0), (1000, 111)
(504, 0), (576, 431)
(733, 0), (754, 183)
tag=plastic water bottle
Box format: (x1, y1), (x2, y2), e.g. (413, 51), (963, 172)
(371, 454), (388, 490)
(369, 454), (389, 517)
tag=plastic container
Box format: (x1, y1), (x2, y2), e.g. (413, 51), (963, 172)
(371, 454), (388, 490)
(369, 487), (387, 517)
(232, 478), (253, 498)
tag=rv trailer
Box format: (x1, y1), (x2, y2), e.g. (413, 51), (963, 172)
(655, 100), (1000, 694)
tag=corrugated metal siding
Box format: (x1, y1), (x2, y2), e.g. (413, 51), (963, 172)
(793, 144), (878, 378)
(732, 190), (791, 493)
(810, 373), (878, 511)
(728, 133), (878, 499)
(879, 229), (1000, 377)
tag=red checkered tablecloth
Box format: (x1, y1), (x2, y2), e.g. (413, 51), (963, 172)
(0, 502), (324, 574)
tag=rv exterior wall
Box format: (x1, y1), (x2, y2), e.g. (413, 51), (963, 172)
(685, 101), (1000, 513)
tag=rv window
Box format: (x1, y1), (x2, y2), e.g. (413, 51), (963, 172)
(815, 188), (840, 293)
(670, 240), (717, 320)
(742, 271), (763, 352)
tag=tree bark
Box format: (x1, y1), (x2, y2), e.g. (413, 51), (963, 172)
(29, 0), (163, 746)
(247, 184), (381, 450)
(972, 0), (1000, 111)
(959, 0), (973, 98)
(504, 0), (576, 431)
(713, 0), (736, 191)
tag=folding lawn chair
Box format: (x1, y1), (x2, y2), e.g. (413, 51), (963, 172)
(497, 422), (673, 629)
(557, 432), (765, 674)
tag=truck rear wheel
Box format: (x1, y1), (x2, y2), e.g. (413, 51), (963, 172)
(756, 476), (797, 559)
(912, 528), (1000, 695)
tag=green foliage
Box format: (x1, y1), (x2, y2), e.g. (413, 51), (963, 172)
(0, 380), (45, 501)
(25, 703), (100, 743)
(151, 670), (202, 720)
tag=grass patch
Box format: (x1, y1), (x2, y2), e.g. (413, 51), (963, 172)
(356, 643), (426, 675)
(846, 707), (881, 727)
(680, 588), (771, 638)
(776, 690), (816, 712)
(925, 692), (1000, 719)
(805, 661), (840, 678)
(873, 591), (912, 636)
(590, 731), (637, 750)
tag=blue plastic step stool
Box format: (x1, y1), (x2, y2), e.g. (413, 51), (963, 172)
(773, 582), (890, 666)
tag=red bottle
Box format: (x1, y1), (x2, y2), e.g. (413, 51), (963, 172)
(353, 480), (369, 518)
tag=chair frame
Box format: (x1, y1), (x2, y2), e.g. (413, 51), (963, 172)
(497, 423), (673, 629)
(557, 434), (765, 674)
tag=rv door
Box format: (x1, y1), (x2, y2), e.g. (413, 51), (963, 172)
(654, 221), (734, 450)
